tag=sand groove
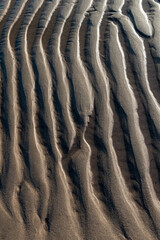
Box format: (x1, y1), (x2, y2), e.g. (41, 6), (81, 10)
(0, 0), (160, 239)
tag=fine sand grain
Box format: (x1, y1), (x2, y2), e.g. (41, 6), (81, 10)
(0, 0), (160, 239)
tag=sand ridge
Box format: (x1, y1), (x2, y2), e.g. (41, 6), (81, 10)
(0, 0), (160, 239)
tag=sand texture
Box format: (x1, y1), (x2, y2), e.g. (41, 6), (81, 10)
(0, 0), (160, 239)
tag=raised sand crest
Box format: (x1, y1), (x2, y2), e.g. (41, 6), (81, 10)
(0, 0), (160, 239)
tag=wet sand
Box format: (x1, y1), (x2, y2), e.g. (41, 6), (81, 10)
(0, 0), (160, 239)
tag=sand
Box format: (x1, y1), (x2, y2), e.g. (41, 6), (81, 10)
(0, 0), (160, 239)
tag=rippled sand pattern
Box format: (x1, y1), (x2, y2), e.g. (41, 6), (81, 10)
(0, 0), (160, 239)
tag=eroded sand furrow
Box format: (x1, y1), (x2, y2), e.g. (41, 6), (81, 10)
(48, 0), (76, 152)
(86, 2), (155, 239)
(0, 0), (12, 22)
(0, 0), (12, 198)
(15, 1), (50, 238)
(0, 0), (17, 188)
(106, 21), (160, 238)
(29, 1), (81, 239)
(0, 0), (32, 239)
(64, 1), (118, 239)
(0, 0), (29, 220)
(128, 0), (152, 37)
(147, 0), (160, 87)
(109, 12), (160, 138)
(0, 0), (160, 239)
(66, 0), (94, 126)
(73, 1), (120, 239)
